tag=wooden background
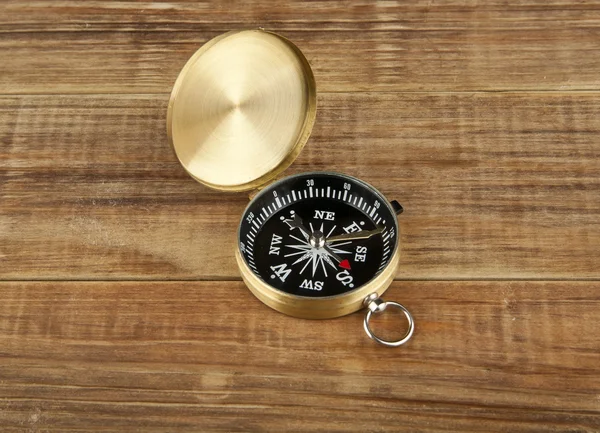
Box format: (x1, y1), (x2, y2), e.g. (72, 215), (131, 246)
(1, 1), (600, 431)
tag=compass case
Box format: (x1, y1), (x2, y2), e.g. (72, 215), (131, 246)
(167, 29), (317, 192)
(235, 246), (400, 319)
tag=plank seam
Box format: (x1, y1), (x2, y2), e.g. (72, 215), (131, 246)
(2, 90), (600, 97)
(1, 278), (599, 283)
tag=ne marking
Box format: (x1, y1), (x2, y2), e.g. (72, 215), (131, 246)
(275, 197), (282, 208)
(309, 187), (313, 198)
(252, 220), (260, 230)
(292, 190), (297, 201)
(327, 186), (331, 197)
(343, 190), (348, 201)
(330, 241), (351, 247)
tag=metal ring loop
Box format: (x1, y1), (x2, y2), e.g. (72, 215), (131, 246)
(363, 302), (415, 347)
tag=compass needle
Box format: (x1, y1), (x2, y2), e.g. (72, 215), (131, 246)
(326, 225), (385, 243)
(322, 253), (337, 271)
(329, 241), (352, 248)
(323, 244), (343, 263)
(331, 248), (351, 255)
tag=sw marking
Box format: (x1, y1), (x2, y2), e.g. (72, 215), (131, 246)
(300, 279), (324, 291)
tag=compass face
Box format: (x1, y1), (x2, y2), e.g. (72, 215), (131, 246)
(238, 173), (399, 298)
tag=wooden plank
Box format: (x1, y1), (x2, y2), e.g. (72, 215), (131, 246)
(1, 1), (600, 93)
(0, 280), (598, 432)
(1, 92), (600, 280)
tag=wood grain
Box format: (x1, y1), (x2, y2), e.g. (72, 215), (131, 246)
(2, 1), (600, 431)
(2, 1), (600, 94)
(0, 281), (598, 432)
(1, 92), (599, 280)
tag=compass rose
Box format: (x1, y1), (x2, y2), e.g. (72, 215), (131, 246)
(282, 216), (352, 278)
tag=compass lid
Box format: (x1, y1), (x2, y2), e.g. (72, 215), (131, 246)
(167, 29), (317, 192)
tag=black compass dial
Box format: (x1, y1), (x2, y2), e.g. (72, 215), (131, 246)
(239, 173), (399, 298)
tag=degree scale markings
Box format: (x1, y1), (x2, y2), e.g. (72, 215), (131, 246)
(246, 191), (390, 247)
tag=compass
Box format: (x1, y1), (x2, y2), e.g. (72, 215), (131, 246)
(167, 29), (414, 347)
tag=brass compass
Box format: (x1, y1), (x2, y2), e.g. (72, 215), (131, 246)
(167, 29), (414, 347)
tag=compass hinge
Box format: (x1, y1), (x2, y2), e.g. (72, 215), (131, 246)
(390, 200), (404, 215)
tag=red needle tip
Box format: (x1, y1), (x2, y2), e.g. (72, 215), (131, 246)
(339, 259), (351, 270)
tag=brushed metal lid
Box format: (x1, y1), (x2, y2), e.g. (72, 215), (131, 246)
(167, 29), (317, 192)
